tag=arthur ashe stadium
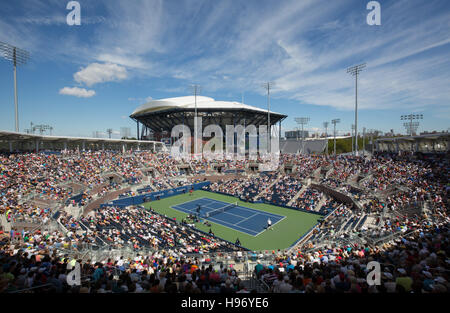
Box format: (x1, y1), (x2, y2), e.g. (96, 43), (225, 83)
(0, 93), (449, 294)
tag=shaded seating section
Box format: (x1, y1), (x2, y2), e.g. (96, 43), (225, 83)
(293, 188), (323, 211)
(240, 173), (277, 200)
(318, 199), (340, 215)
(262, 176), (303, 206)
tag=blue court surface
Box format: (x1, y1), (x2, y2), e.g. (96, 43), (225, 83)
(171, 197), (285, 236)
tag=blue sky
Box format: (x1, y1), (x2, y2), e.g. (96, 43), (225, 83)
(0, 0), (449, 138)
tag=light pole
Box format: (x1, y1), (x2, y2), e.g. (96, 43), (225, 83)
(295, 117), (310, 154)
(332, 119), (340, 156)
(190, 84), (201, 158)
(0, 42), (30, 133)
(323, 122), (329, 155)
(362, 127), (366, 156)
(368, 129), (375, 154)
(347, 63), (366, 157)
(351, 124), (355, 155)
(262, 82), (274, 153)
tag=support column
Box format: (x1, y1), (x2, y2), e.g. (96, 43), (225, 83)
(279, 120), (282, 141)
(35, 140), (39, 153)
(9, 141), (13, 153)
(137, 121), (140, 141)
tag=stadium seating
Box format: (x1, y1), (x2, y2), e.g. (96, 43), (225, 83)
(0, 150), (448, 293)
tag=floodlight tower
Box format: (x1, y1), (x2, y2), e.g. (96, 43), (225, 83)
(323, 121), (329, 155)
(332, 119), (340, 156)
(295, 117), (310, 154)
(347, 63), (366, 156)
(401, 114), (423, 136)
(0, 41), (30, 132)
(262, 82), (274, 152)
(33, 124), (52, 135)
(106, 128), (113, 139)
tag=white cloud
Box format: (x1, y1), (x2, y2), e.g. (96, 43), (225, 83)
(74, 63), (128, 87)
(96, 53), (150, 70)
(59, 87), (96, 98)
(128, 96), (153, 103)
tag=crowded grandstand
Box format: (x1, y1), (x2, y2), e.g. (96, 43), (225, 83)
(0, 148), (448, 294)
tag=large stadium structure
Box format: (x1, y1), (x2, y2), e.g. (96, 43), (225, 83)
(130, 96), (287, 141)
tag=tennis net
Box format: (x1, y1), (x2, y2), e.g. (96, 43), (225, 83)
(205, 202), (238, 218)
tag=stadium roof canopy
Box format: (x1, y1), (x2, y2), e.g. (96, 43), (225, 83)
(0, 130), (164, 153)
(130, 96), (288, 135)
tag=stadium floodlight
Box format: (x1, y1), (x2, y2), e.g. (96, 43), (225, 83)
(347, 63), (366, 157)
(32, 124), (52, 135)
(106, 128), (113, 139)
(401, 114), (423, 136)
(331, 119), (340, 156)
(262, 82), (274, 152)
(295, 117), (310, 154)
(190, 84), (201, 156)
(0, 41), (30, 133)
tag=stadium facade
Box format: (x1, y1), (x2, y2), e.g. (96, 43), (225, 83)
(375, 132), (450, 153)
(130, 96), (287, 142)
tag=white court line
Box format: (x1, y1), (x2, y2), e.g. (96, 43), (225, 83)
(206, 198), (285, 219)
(235, 212), (260, 226)
(207, 215), (259, 236)
(173, 202), (260, 236)
(205, 209), (285, 237)
(171, 197), (217, 214)
(253, 215), (287, 237)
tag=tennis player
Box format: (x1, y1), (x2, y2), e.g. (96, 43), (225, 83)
(267, 218), (272, 230)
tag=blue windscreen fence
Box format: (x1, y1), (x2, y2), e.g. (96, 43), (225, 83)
(101, 181), (211, 208)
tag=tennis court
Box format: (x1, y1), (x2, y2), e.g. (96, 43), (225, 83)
(172, 197), (285, 236)
(144, 190), (322, 251)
